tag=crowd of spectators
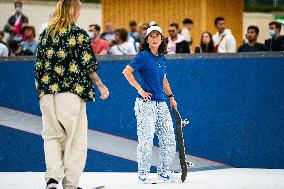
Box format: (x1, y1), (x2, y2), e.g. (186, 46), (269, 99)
(1, 0), (284, 57)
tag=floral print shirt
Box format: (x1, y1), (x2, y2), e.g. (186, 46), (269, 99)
(35, 24), (99, 101)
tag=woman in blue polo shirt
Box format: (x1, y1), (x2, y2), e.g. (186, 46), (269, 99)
(123, 26), (178, 183)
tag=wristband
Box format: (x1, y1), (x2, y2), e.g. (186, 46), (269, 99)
(168, 94), (174, 98)
(138, 88), (143, 93)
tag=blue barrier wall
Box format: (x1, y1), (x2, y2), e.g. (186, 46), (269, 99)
(0, 53), (284, 169)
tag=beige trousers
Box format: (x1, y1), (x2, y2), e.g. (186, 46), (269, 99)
(40, 93), (87, 189)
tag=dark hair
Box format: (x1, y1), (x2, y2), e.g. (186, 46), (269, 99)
(14, 0), (23, 7)
(247, 25), (259, 35)
(214, 16), (225, 25)
(138, 34), (167, 55)
(200, 32), (214, 53)
(183, 18), (193, 25)
(269, 21), (281, 31)
(169, 23), (179, 30)
(0, 31), (4, 37)
(129, 21), (137, 27)
(115, 28), (128, 42)
(89, 24), (101, 32)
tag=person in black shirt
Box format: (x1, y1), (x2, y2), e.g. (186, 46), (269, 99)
(265, 21), (284, 51)
(238, 25), (267, 52)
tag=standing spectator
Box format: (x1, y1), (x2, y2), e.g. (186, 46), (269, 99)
(129, 21), (141, 43)
(88, 24), (109, 55)
(101, 21), (115, 42)
(19, 24), (38, 55)
(4, 0), (29, 44)
(212, 16), (236, 53)
(238, 26), (267, 52)
(128, 21), (141, 52)
(109, 28), (136, 55)
(138, 22), (149, 41)
(265, 21), (284, 51)
(181, 18), (194, 44)
(195, 32), (214, 53)
(166, 23), (190, 54)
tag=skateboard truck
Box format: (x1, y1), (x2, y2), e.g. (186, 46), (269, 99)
(186, 161), (195, 167)
(181, 119), (189, 127)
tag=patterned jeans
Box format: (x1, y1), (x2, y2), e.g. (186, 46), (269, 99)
(134, 98), (176, 175)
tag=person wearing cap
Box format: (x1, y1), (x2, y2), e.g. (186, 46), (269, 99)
(123, 26), (178, 183)
(19, 24), (38, 55)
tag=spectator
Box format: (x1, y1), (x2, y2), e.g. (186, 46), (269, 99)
(101, 21), (115, 43)
(165, 23), (190, 54)
(195, 32), (214, 53)
(138, 22), (149, 41)
(4, 0), (29, 44)
(109, 28), (136, 55)
(0, 43), (9, 57)
(129, 21), (141, 42)
(265, 21), (284, 51)
(19, 24), (38, 55)
(128, 21), (141, 52)
(88, 24), (109, 55)
(181, 18), (194, 44)
(0, 31), (7, 46)
(212, 16), (236, 53)
(7, 40), (18, 56)
(238, 26), (267, 52)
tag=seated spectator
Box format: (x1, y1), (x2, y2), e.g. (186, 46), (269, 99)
(109, 28), (136, 55)
(181, 18), (194, 44)
(238, 26), (267, 52)
(212, 16), (236, 53)
(165, 23), (190, 54)
(18, 24), (38, 55)
(4, 0), (29, 44)
(88, 24), (109, 55)
(195, 32), (214, 53)
(265, 21), (284, 51)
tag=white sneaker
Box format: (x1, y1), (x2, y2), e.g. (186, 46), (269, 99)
(158, 171), (181, 182)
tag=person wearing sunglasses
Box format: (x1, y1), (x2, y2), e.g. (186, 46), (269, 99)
(165, 23), (190, 54)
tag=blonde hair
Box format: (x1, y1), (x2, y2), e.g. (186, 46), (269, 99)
(46, 0), (81, 37)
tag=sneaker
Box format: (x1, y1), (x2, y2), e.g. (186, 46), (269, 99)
(46, 178), (58, 189)
(158, 171), (181, 182)
(138, 173), (155, 184)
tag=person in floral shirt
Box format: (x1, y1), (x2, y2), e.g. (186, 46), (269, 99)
(35, 0), (109, 189)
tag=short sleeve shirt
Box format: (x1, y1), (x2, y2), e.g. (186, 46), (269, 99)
(35, 24), (99, 101)
(129, 49), (167, 101)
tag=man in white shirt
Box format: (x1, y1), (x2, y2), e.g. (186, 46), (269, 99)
(212, 16), (236, 53)
(0, 43), (9, 57)
(110, 28), (137, 55)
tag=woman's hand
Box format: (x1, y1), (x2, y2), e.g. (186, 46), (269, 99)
(138, 89), (152, 101)
(170, 97), (177, 109)
(98, 84), (109, 100)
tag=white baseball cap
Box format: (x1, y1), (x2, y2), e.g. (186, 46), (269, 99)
(146, 26), (163, 37)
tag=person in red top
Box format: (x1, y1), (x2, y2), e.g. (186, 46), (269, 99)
(88, 24), (109, 55)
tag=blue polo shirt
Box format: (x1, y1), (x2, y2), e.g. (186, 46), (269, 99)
(129, 49), (167, 102)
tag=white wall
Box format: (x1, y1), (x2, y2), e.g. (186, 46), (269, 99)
(0, 1), (101, 40)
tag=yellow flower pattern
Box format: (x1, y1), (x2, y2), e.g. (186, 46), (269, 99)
(69, 38), (76, 46)
(35, 25), (99, 101)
